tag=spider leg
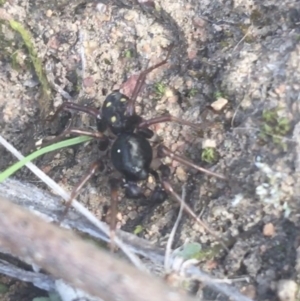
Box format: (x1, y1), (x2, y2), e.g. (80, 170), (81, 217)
(158, 165), (229, 251)
(42, 128), (109, 150)
(148, 169), (168, 204)
(137, 114), (208, 131)
(59, 159), (105, 223)
(126, 45), (173, 116)
(157, 145), (226, 180)
(47, 102), (100, 122)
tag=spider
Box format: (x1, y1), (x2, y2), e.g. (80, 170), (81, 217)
(47, 46), (226, 240)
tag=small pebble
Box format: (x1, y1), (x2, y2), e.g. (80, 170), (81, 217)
(128, 211), (137, 220)
(124, 11), (137, 21)
(46, 9), (53, 17)
(96, 3), (107, 13)
(176, 166), (187, 182)
(202, 139), (217, 148)
(116, 212), (122, 221)
(277, 280), (297, 301)
(211, 97), (228, 111)
(263, 223), (275, 237)
(164, 87), (175, 98)
(241, 285), (256, 299)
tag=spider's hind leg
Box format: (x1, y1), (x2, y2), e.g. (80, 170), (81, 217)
(59, 159), (105, 223)
(157, 145), (226, 180)
(157, 164), (229, 251)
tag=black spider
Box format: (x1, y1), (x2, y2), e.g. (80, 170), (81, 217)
(47, 47), (225, 235)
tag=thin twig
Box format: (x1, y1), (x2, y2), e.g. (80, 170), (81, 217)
(79, 29), (86, 90)
(164, 184), (186, 272)
(233, 25), (252, 51)
(186, 266), (253, 301)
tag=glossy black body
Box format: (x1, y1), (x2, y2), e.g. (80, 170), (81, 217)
(101, 91), (159, 198)
(111, 133), (152, 182)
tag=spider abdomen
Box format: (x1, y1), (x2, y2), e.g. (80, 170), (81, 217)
(111, 133), (152, 182)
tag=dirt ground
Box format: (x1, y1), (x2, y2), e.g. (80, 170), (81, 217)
(1, 0), (300, 300)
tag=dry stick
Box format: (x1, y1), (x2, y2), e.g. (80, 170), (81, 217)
(0, 178), (165, 264)
(164, 185), (186, 272)
(0, 196), (198, 301)
(0, 178), (254, 301)
(0, 135), (144, 270)
(186, 266), (253, 301)
(0, 259), (54, 291)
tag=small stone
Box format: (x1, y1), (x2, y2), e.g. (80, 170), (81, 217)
(211, 206), (223, 218)
(128, 211), (137, 220)
(176, 166), (187, 182)
(116, 212), (122, 221)
(263, 223), (275, 237)
(202, 139), (217, 148)
(165, 87), (175, 98)
(96, 3), (107, 13)
(193, 17), (206, 28)
(168, 95), (179, 104)
(124, 11), (137, 21)
(277, 279), (297, 301)
(210, 97), (228, 111)
(54, 153), (61, 159)
(241, 285), (256, 299)
(148, 175), (154, 184)
(83, 76), (94, 87)
(46, 10), (53, 17)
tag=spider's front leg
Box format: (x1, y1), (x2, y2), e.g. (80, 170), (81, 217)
(125, 44), (173, 117)
(47, 102), (100, 122)
(44, 101), (109, 148)
(47, 101), (107, 133)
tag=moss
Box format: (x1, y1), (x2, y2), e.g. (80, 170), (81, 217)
(10, 50), (20, 70)
(103, 58), (112, 65)
(259, 108), (291, 151)
(224, 30), (234, 38)
(213, 90), (224, 99)
(133, 225), (144, 235)
(201, 147), (218, 164)
(250, 8), (272, 26)
(124, 49), (133, 59)
(250, 9), (263, 24)
(8, 20), (51, 116)
(0, 283), (8, 294)
(220, 39), (231, 49)
(239, 24), (250, 35)
(187, 87), (197, 98)
(175, 242), (222, 262)
(153, 82), (166, 98)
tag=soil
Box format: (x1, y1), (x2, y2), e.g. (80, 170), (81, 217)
(1, 0), (300, 300)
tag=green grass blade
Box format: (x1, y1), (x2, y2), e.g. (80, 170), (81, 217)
(0, 136), (92, 183)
